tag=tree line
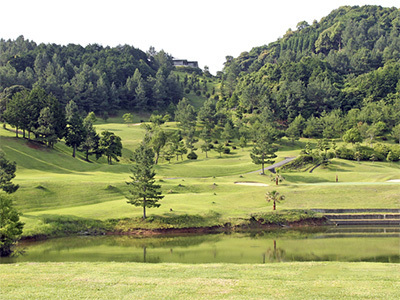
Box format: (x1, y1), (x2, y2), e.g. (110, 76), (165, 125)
(0, 38), (183, 114)
(1, 86), (122, 163)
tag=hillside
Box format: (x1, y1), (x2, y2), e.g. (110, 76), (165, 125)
(221, 5), (400, 122)
(1, 116), (399, 238)
(0, 5), (400, 239)
(0, 39), (189, 114)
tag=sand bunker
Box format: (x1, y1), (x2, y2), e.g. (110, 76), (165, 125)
(234, 182), (269, 187)
(387, 179), (400, 182)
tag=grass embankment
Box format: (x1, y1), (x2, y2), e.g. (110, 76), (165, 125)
(1, 262), (399, 299)
(1, 116), (399, 238)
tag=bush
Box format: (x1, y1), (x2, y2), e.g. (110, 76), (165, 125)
(336, 146), (355, 160)
(187, 151), (198, 160)
(184, 88), (190, 94)
(195, 90), (201, 96)
(373, 143), (390, 158)
(355, 145), (376, 161)
(223, 147), (231, 154)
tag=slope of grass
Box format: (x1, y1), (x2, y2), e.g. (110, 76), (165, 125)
(1, 123), (400, 237)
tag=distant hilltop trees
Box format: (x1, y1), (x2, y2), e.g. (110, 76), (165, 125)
(0, 38), (185, 114)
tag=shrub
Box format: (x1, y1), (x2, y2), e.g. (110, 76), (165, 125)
(336, 146), (355, 160)
(187, 151), (198, 160)
(355, 145), (376, 161)
(373, 143), (390, 158)
(223, 147), (231, 154)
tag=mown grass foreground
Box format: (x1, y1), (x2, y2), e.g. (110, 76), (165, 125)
(1, 262), (399, 299)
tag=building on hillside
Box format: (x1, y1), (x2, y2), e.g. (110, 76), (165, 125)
(173, 59), (199, 68)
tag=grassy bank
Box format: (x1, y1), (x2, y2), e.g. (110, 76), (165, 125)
(20, 210), (325, 239)
(1, 262), (399, 299)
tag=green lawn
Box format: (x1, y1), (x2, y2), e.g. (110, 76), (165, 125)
(1, 123), (400, 237)
(1, 262), (399, 299)
(1, 121), (400, 300)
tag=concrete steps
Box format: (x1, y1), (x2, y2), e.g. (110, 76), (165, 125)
(311, 209), (400, 226)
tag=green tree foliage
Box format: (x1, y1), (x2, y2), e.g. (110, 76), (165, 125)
(0, 38), (181, 114)
(65, 101), (85, 158)
(0, 194), (24, 256)
(0, 152), (23, 257)
(391, 124), (400, 144)
(34, 107), (58, 147)
(265, 190), (285, 211)
(0, 152), (19, 194)
(250, 124), (279, 175)
(3, 87), (65, 140)
(80, 112), (99, 162)
(286, 114), (305, 143)
(126, 144), (163, 220)
(342, 127), (363, 145)
(175, 98), (196, 130)
(219, 5), (400, 128)
(149, 128), (167, 165)
(122, 113), (133, 125)
(97, 131), (122, 165)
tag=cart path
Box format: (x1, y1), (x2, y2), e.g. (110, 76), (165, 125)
(247, 156), (297, 174)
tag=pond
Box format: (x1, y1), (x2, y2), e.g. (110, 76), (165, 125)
(1, 227), (399, 264)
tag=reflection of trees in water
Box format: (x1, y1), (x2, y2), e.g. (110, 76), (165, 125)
(262, 240), (286, 263)
(111, 234), (222, 249)
(248, 227), (330, 240)
(130, 246), (161, 263)
(23, 234), (223, 253)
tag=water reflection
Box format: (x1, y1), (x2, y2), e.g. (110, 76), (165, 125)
(1, 227), (399, 264)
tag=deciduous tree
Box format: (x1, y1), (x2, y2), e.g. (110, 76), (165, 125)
(97, 131), (122, 165)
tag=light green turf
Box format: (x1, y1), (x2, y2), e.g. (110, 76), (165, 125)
(1, 123), (400, 236)
(0, 262), (399, 299)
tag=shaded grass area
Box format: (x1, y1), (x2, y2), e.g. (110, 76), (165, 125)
(0, 262), (399, 299)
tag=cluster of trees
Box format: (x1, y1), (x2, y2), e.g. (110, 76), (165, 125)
(216, 5), (400, 133)
(1, 87), (122, 163)
(180, 73), (212, 97)
(0, 38), (183, 114)
(131, 96), (281, 176)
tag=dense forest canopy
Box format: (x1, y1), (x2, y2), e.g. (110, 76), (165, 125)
(0, 38), (182, 114)
(0, 5), (400, 160)
(221, 5), (400, 122)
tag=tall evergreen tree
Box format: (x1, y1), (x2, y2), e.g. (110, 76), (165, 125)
(250, 124), (279, 175)
(126, 143), (163, 220)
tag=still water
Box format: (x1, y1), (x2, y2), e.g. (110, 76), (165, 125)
(1, 227), (399, 264)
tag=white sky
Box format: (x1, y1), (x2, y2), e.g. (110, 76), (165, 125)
(1, 0), (399, 74)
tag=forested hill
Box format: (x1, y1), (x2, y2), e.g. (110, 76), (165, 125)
(222, 5), (400, 121)
(0, 38), (182, 114)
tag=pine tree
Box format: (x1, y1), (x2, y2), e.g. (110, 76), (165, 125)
(126, 144), (163, 220)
